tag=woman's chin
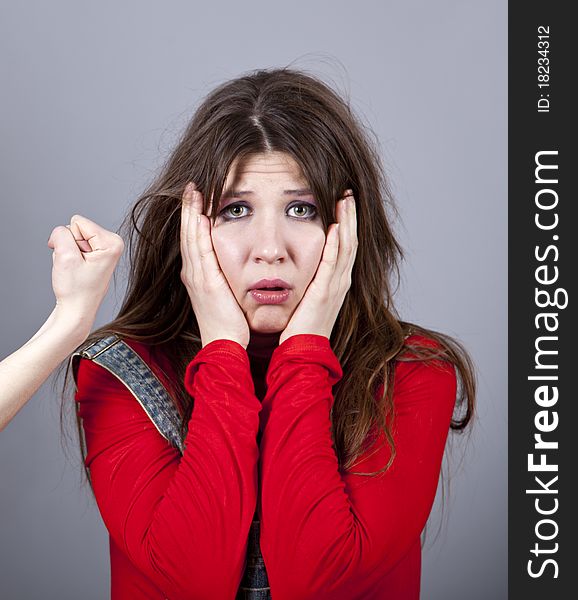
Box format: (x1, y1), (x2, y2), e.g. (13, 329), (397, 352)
(249, 322), (285, 335)
(247, 308), (289, 334)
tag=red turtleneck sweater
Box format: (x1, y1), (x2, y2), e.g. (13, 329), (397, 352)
(75, 333), (456, 599)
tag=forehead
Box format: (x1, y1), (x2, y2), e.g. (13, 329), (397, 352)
(224, 152), (307, 186)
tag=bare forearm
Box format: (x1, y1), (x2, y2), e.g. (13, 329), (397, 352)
(0, 307), (92, 431)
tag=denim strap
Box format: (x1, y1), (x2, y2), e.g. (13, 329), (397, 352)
(71, 335), (184, 453)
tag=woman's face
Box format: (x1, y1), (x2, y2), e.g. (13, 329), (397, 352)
(210, 152), (326, 334)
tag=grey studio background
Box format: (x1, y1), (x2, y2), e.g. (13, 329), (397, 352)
(0, 1), (506, 599)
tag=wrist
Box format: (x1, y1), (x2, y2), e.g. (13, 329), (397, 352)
(51, 304), (96, 344)
(279, 330), (329, 346)
(201, 334), (248, 351)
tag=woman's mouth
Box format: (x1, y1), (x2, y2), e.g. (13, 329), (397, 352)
(249, 288), (291, 304)
(248, 279), (292, 304)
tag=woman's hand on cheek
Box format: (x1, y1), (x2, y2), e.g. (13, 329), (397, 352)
(180, 183), (250, 350)
(279, 190), (358, 345)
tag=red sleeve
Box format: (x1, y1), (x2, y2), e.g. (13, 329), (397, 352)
(75, 339), (261, 600)
(258, 334), (457, 599)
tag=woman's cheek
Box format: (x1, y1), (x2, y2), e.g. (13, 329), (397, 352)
(210, 232), (243, 292)
(302, 230), (326, 275)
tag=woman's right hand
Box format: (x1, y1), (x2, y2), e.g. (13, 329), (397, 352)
(180, 182), (250, 349)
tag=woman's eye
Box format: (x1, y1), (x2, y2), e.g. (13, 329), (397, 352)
(287, 203), (318, 219)
(219, 203), (250, 220)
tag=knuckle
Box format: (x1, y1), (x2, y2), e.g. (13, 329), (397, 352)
(203, 279), (218, 294)
(56, 251), (76, 266)
(111, 235), (125, 254)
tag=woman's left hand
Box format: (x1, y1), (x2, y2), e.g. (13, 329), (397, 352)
(279, 190), (358, 345)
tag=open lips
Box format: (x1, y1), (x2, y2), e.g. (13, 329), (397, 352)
(249, 278), (291, 291)
(248, 279), (292, 304)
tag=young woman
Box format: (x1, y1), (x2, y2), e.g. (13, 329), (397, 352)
(0, 216), (122, 431)
(71, 68), (476, 600)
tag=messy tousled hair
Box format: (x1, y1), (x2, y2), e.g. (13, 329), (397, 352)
(63, 67), (475, 479)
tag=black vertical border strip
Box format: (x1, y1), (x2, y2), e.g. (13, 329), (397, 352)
(509, 2), (574, 598)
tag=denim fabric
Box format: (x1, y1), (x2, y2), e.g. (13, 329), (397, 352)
(71, 335), (184, 452)
(72, 335), (271, 599)
(236, 517), (271, 600)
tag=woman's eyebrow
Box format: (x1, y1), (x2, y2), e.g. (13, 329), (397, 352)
(221, 188), (313, 198)
(284, 188), (314, 196)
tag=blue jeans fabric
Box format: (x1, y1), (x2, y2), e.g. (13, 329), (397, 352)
(72, 335), (272, 599)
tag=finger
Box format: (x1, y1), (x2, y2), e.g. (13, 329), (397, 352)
(69, 214), (122, 253)
(343, 189), (357, 236)
(313, 223), (340, 289)
(47, 226), (83, 261)
(182, 183), (221, 293)
(196, 213), (226, 283)
(181, 183), (207, 279)
(340, 201), (357, 293)
(180, 182), (197, 265)
(66, 223), (93, 252)
(343, 189), (357, 243)
(343, 193), (358, 285)
(192, 187), (204, 216)
(347, 192), (358, 262)
(334, 192), (355, 275)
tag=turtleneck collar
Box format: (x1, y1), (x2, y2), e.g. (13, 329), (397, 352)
(246, 330), (281, 361)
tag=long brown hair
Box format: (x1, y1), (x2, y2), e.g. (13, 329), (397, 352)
(64, 67), (475, 477)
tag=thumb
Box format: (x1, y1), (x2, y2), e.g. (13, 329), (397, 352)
(47, 226), (83, 258)
(67, 222), (93, 252)
(69, 214), (112, 251)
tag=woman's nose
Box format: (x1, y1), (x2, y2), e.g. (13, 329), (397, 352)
(250, 219), (288, 264)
